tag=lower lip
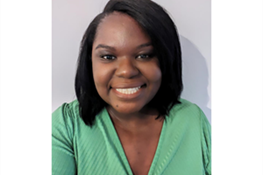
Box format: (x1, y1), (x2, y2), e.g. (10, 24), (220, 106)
(111, 87), (144, 100)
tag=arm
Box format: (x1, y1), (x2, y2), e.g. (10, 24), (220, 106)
(200, 110), (211, 175)
(52, 104), (76, 175)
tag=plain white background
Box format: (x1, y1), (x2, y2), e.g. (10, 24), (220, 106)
(52, 0), (211, 122)
(1, 0), (263, 174)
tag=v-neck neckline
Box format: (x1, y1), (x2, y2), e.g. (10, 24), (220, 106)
(102, 108), (167, 175)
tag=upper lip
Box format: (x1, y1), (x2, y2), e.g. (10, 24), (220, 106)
(111, 83), (145, 89)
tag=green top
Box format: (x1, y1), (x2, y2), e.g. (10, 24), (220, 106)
(52, 99), (211, 175)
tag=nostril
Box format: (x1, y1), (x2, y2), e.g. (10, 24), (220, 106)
(115, 59), (140, 78)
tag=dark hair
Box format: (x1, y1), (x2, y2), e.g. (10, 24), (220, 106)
(75, 0), (183, 126)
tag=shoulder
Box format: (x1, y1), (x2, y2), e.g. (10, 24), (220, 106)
(52, 100), (79, 116)
(167, 98), (209, 127)
(165, 99), (211, 174)
(52, 100), (80, 135)
(169, 98), (203, 117)
(52, 100), (79, 121)
(52, 100), (107, 136)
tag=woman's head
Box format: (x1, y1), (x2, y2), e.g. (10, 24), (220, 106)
(92, 12), (162, 116)
(75, 0), (183, 126)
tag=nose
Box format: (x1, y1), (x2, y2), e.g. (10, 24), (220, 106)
(115, 57), (139, 78)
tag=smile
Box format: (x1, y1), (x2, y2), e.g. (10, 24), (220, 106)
(115, 86), (141, 95)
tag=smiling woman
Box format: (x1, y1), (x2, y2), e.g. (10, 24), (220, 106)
(52, 0), (211, 175)
(92, 12), (162, 118)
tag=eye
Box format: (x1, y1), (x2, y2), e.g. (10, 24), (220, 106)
(101, 55), (116, 60)
(136, 54), (154, 59)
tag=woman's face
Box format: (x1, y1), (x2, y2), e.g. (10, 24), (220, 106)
(91, 12), (162, 115)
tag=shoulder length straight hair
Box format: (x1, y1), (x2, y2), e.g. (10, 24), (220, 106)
(75, 0), (183, 126)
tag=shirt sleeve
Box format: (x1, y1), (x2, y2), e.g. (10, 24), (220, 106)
(52, 103), (76, 175)
(200, 110), (211, 175)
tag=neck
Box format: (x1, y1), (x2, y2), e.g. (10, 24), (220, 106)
(106, 106), (163, 135)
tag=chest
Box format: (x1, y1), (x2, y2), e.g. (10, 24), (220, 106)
(119, 135), (160, 175)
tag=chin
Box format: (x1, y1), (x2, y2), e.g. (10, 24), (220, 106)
(111, 103), (144, 115)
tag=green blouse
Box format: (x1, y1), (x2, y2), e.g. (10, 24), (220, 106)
(52, 99), (211, 175)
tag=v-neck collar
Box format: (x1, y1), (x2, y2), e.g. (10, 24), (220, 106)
(101, 108), (167, 175)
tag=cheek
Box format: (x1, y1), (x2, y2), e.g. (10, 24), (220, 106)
(92, 61), (113, 91)
(152, 69), (162, 93)
(142, 62), (162, 84)
(153, 68), (162, 82)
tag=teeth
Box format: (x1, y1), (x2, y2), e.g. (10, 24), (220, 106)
(116, 86), (141, 94)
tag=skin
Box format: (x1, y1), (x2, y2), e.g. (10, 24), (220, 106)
(92, 12), (163, 175)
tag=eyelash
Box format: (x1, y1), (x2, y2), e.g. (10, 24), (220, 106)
(136, 54), (153, 59)
(100, 55), (116, 60)
(100, 53), (154, 61)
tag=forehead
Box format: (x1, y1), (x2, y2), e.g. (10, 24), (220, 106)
(93, 12), (150, 48)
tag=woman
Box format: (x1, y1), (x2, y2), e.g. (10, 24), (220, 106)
(52, 0), (211, 174)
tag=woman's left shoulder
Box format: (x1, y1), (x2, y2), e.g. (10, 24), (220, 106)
(169, 98), (203, 117)
(167, 98), (210, 127)
(166, 99), (211, 174)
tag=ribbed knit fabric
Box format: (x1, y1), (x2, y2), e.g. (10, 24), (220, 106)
(52, 99), (211, 175)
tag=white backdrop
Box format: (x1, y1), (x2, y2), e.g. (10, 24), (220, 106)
(52, 0), (211, 123)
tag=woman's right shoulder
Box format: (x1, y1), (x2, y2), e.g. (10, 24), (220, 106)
(52, 100), (80, 133)
(52, 100), (79, 119)
(52, 101), (80, 174)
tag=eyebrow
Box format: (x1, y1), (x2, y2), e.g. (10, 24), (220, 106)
(95, 44), (116, 51)
(95, 42), (152, 50)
